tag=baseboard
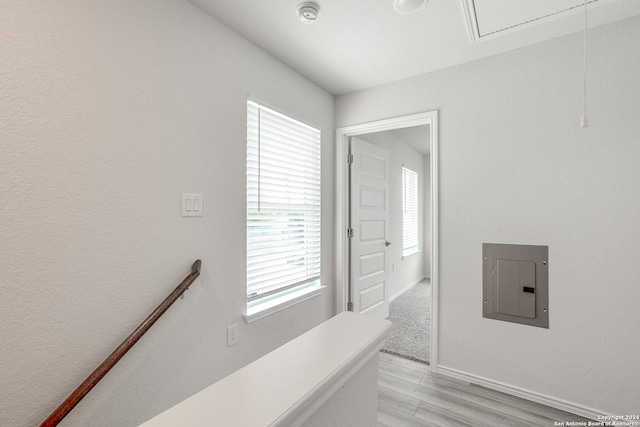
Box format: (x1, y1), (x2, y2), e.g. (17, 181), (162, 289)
(389, 276), (426, 302)
(436, 365), (609, 421)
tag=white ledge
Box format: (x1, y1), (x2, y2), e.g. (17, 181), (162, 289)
(140, 312), (391, 427)
(244, 283), (325, 324)
(402, 249), (421, 260)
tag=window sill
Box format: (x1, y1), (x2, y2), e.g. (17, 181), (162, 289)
(402, 250), (421, 260)
(244, 282), (326, 324)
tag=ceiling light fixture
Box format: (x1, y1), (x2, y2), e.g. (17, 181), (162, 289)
(393, 0), (428, 14)
(297, 2), (320, 24)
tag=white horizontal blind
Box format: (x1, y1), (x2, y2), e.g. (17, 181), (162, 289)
(247, 101), (321, 300)
(402, 166), (419, 257)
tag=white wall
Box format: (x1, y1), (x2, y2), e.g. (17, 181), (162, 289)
(336, 16), (640, 415)
(304, 355), (379, 427)
(357, 132), (426, 299)
(0, 1), (334, 426)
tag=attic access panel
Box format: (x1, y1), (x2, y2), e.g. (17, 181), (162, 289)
(462, 0), (601, 43)
(483, 243), (549, 328)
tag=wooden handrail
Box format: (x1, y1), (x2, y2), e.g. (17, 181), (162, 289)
(40, 260), (202, 427)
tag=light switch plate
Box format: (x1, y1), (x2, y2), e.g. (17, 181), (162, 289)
(181, 193), (203, 217)
(227, 324), (239, 346)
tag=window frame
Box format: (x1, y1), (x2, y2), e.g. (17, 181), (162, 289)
(402, 165), (420, 259)
(244, 101), (323, 321)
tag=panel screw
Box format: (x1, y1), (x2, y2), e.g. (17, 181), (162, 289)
(543, 261), (547, 266)
(543, 309), (547, 312)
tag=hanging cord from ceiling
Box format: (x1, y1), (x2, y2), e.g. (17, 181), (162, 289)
(581, 0), (589, 128)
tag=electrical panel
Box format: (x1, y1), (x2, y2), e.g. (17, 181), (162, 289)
(483, 243), (549, 328)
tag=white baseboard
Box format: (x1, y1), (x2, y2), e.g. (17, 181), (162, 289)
(389, 276), (426, 302)
(436, 365), (609, 421)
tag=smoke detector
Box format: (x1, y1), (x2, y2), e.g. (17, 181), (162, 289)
(297, 2), (320, 24)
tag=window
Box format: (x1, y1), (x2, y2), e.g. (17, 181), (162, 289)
(246, 101), (321, 304)
(402, 166), (419, 258)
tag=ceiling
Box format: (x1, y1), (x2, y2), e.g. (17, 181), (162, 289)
(187, 0), (640, 95)
(362, 125), (431, 155)
(390, 126), (430, 155)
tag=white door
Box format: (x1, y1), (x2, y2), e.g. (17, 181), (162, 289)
(350, 137), (390, 319)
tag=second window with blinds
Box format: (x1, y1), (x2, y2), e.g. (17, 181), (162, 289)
(402, 166), (420, 258)
(245, 101), (322, 321)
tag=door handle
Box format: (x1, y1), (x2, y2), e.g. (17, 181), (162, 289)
(385, 241), (391, 247)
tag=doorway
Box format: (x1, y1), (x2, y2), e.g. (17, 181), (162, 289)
(335, 110), (439, 370)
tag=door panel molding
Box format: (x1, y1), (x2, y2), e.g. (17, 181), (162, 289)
(351, 137), (390, 319)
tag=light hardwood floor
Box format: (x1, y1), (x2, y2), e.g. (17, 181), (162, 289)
(378, 352), (591, 427)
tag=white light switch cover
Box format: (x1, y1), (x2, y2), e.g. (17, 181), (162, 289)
(181, 193), (203, 217)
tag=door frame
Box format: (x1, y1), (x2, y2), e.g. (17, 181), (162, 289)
(335, 110), (439, 370)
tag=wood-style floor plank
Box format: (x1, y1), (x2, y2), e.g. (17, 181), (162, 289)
(379, 352), (431, 374)
(379, 359), (425, 385)
(378, 353), (591, 427)
(417, 375), (555, 426)
(379, 385), (422, 415)
(378, 399), (440, 427)
(420, 371), (583, 423)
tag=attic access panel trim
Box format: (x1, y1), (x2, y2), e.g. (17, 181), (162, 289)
(461, 0), (601, 44)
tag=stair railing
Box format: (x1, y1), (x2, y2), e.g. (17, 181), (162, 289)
(40, 259), (202, 427)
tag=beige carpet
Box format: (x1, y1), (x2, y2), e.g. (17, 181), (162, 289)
(380, 279), (431, 364)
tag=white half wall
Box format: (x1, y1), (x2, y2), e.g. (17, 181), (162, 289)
(336, 16), (640, 415)
(0, 1), (334, 426)
(304, 355), (379, 427)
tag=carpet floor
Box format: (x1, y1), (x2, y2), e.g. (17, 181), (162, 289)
(380, 279), (431, 365)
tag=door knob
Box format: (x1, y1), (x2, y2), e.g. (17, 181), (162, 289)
(385, 241), (391, 247)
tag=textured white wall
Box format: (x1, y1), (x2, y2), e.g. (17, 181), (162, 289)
(357, 132), (426, 299)
(304, 355), (379, 427)
(336, 16), (640, 415)
(0, 1), (333, 426)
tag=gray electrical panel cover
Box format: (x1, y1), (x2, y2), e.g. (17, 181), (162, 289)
(483, 243), (549, 328)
